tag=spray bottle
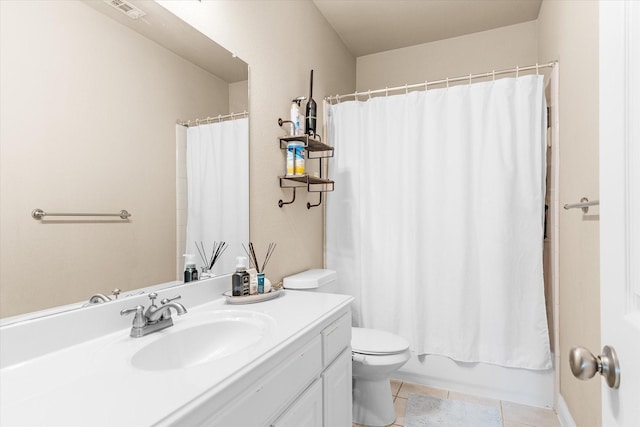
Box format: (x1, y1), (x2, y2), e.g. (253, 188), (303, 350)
(305, 70), (317, 137)
(290, 96), (306, 135)
(183, 254), (198, 283)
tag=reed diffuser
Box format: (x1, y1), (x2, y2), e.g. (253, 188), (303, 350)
(243, 242), (277, 294)
(196, 241), (228, 277)
(242, 242), (276, 273)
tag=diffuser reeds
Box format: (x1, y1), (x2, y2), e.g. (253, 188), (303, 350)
(243, 242), (277, 273)
(196, 241), (228, 270)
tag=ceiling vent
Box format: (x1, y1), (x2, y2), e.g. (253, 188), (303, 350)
(104, 0), (146, 20)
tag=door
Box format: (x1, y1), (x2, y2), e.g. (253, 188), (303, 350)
(600, 1), (640, 425)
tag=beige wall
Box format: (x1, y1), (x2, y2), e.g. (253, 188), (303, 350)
(229, 80), (250, 114)
(356, 21), (538, 91)
(538, 1), (601, 425)
(159, 1), (356, 284)
(0, 1), (230, 317)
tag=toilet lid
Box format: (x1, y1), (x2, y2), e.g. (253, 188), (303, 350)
(351, 327), (410, 355)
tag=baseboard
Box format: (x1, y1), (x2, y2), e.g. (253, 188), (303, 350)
(557, 394), (577, 427)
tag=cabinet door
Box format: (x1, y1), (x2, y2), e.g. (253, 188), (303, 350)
(272, 379), (323, 427)
(322, 348), (352, 427)
(211, 336), (322, 427)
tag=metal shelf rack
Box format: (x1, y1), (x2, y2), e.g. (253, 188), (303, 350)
(277, 130), (335, 209)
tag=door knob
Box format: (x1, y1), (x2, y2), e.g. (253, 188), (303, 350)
(569, 345), (620, 389)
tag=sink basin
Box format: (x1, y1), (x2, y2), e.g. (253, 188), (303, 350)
(131, 311), (273, 371)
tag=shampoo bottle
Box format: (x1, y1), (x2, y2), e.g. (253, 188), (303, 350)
(291, 96), (306, 135)
(289, 101), (299, 136)
(232, 256), (250, 296)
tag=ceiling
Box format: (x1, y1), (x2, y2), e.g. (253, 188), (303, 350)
(312, 0), (543, 57)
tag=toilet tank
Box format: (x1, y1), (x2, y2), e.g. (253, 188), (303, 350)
(283, 269), (338, 293)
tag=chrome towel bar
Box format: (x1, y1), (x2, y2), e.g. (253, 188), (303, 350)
(563, 197), (599, 213)
(32, 209), (131, 220)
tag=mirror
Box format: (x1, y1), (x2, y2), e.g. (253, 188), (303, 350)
(0, 0), (249, 320)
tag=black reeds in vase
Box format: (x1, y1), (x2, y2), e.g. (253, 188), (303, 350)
(195, 241), (229, 272)
(242, 242), (277, 274)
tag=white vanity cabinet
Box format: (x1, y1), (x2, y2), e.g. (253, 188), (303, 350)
(1, 278), (354, 427)
(204, 310), (352, 427)
(274, 312), (352, 427)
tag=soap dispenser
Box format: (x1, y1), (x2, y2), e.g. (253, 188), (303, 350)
(232, 256), (250, 296)
(183, 254), (198, 283)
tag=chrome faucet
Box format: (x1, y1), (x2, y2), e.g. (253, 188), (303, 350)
(87, 294), (111, 304)
(120, 293), (187, 338)
(86, 288), (121, 305)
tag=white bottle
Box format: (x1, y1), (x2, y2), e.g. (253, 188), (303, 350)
(289, 101), (298, 136)
(297, 108), (305, 135)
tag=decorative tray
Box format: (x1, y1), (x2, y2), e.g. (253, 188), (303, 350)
(222, 288), (285, 305)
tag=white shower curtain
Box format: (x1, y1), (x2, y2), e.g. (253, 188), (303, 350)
(326, 75), (551, 370)
(185, 118), (249, 275)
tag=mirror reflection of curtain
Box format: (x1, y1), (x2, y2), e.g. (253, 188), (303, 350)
(326, 75), (551, 370)
(185, 118), (249, 275)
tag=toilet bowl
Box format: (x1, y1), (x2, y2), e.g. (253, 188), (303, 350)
(351, 327), (411, 426)
(283, 269), (411, 427)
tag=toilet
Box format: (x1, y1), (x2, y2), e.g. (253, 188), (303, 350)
(283, 269), (411, 427)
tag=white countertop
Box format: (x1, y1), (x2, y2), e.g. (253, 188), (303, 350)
(0, 278), (352, 427)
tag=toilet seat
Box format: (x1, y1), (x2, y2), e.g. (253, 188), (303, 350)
(351, 327), (410, 355)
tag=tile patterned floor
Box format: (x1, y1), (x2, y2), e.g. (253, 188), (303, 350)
(354, 380), (561, 427)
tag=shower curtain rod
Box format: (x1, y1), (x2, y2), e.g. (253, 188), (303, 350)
(325, 61), (557, 103)
(177, 111), (248, 127)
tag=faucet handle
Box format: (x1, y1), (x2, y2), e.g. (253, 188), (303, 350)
(120, 305), (145, 328)
(161, 295), (181, 305)
(145, 293), (158, 315)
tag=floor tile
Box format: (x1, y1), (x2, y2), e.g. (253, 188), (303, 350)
(356, 381), (561, 427)
(393, 396), (407, 426)
(397, 381), (448, 399)
(390, 379), (402, 396)
(502, 401), (560, 427)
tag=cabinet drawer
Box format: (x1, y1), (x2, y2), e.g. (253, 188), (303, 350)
(321, 313), (351, 367)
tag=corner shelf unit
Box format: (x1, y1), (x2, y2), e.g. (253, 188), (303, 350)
(278, 134), (335, 209)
